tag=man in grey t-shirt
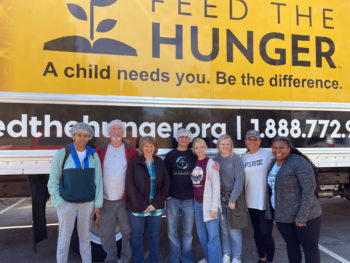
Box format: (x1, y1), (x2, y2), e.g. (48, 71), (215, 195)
(96, 120), (138, 263)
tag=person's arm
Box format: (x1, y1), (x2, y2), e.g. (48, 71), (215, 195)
(47, 149), (65, 208)
(164, 152), (173, 176)
(122, 146), (138, 200)
(152, 161), (170, 209)
(229, 156), (245, 204)
(125, 161), (149, 212)
(209, 161), (221, 213)
(294, 157), (317, 224)
(130, 147), (139, 160)
(91, 153), (103, 223)
(164, 152), (172, 198)
(93, 153), (103, 208)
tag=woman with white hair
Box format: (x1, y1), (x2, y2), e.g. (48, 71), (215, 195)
(48, 122), (103, 263)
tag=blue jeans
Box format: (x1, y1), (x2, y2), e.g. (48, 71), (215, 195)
(220, 200), (242, 258)
(194, 200), (222, 263)
(166, 198), (194, 263)
(128, 213), (162, 263)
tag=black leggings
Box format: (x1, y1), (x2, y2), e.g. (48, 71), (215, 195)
(248, 208), (275, 262)
(276, 216), (322, 263)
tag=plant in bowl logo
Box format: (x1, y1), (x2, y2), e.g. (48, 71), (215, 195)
(43, 0), (137, 56)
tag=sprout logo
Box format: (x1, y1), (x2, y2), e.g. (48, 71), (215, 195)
(43, 0), (137, 56)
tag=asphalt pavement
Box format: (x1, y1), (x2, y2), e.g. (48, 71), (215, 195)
(0, 197), (349, 263)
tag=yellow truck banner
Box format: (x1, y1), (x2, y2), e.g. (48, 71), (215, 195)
(0, 0), (349, 102)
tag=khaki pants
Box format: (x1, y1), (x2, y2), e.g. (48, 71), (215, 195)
(56, 201), (94, 263)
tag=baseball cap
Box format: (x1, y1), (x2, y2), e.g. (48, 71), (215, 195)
(245, 130), (261, 139)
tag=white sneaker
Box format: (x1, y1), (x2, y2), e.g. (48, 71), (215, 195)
(223, 254), (231, 263)
(198, 258), (208, 263)
(231, 258), (241, 263)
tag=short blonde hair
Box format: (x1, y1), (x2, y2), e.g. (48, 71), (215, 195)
(138, 136), (158, 156)
(192, 138), (208, 156)
(217, 135), (234, 153)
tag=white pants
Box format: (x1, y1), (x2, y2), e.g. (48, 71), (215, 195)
(56, 201), (94, 263)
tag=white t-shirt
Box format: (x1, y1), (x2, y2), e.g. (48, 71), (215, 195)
(242, 148), (274, 210)
(103, 144), (127, 200)
(77, 150), (86, 164)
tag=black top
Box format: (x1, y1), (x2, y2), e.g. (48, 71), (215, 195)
(165, 149), (196, 200)
(125, 156), (170, 213)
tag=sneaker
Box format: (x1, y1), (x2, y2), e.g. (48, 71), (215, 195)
(223, 254), (231, 263)
(231, 258), (241, 263)
(198, 258), (208, 263)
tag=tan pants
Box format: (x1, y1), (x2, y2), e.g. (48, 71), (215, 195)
(56, 201), (94, 263)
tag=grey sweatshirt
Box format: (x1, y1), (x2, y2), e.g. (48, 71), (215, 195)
(214, 153), (245, 203)
(265, 154), (322, 224)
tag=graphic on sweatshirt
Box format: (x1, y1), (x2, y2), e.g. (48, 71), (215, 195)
(244, 159), (263, 168)
(191, 166), (204, 184)
(176, 156), (190, 170)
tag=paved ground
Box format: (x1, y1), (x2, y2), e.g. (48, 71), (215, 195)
(0, 197), (349, 263)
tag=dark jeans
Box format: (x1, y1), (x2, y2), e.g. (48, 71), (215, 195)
(128, 213), (162, 263)
(248, 208), (275, 262)
(276, 216), (322, 263)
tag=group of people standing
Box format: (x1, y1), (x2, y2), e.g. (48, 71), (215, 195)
(48, 120), (322, 263)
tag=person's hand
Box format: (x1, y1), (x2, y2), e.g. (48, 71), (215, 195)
(212, 161), (220, 171)
(295, 221), (306, 227)
(210, 210), (218, 218)
(143, 205), (156, 213)
(91, 208), (100, 223)
(167, 196), (171, 200)
(148, 205), (156, 211)
(228, 202), (236, 210)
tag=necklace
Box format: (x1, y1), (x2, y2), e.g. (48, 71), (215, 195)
(110, 144), (122, 159)
(113, 147), (119, 158)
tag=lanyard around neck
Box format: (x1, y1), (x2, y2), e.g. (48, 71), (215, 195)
(73, 144), (85, 170)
